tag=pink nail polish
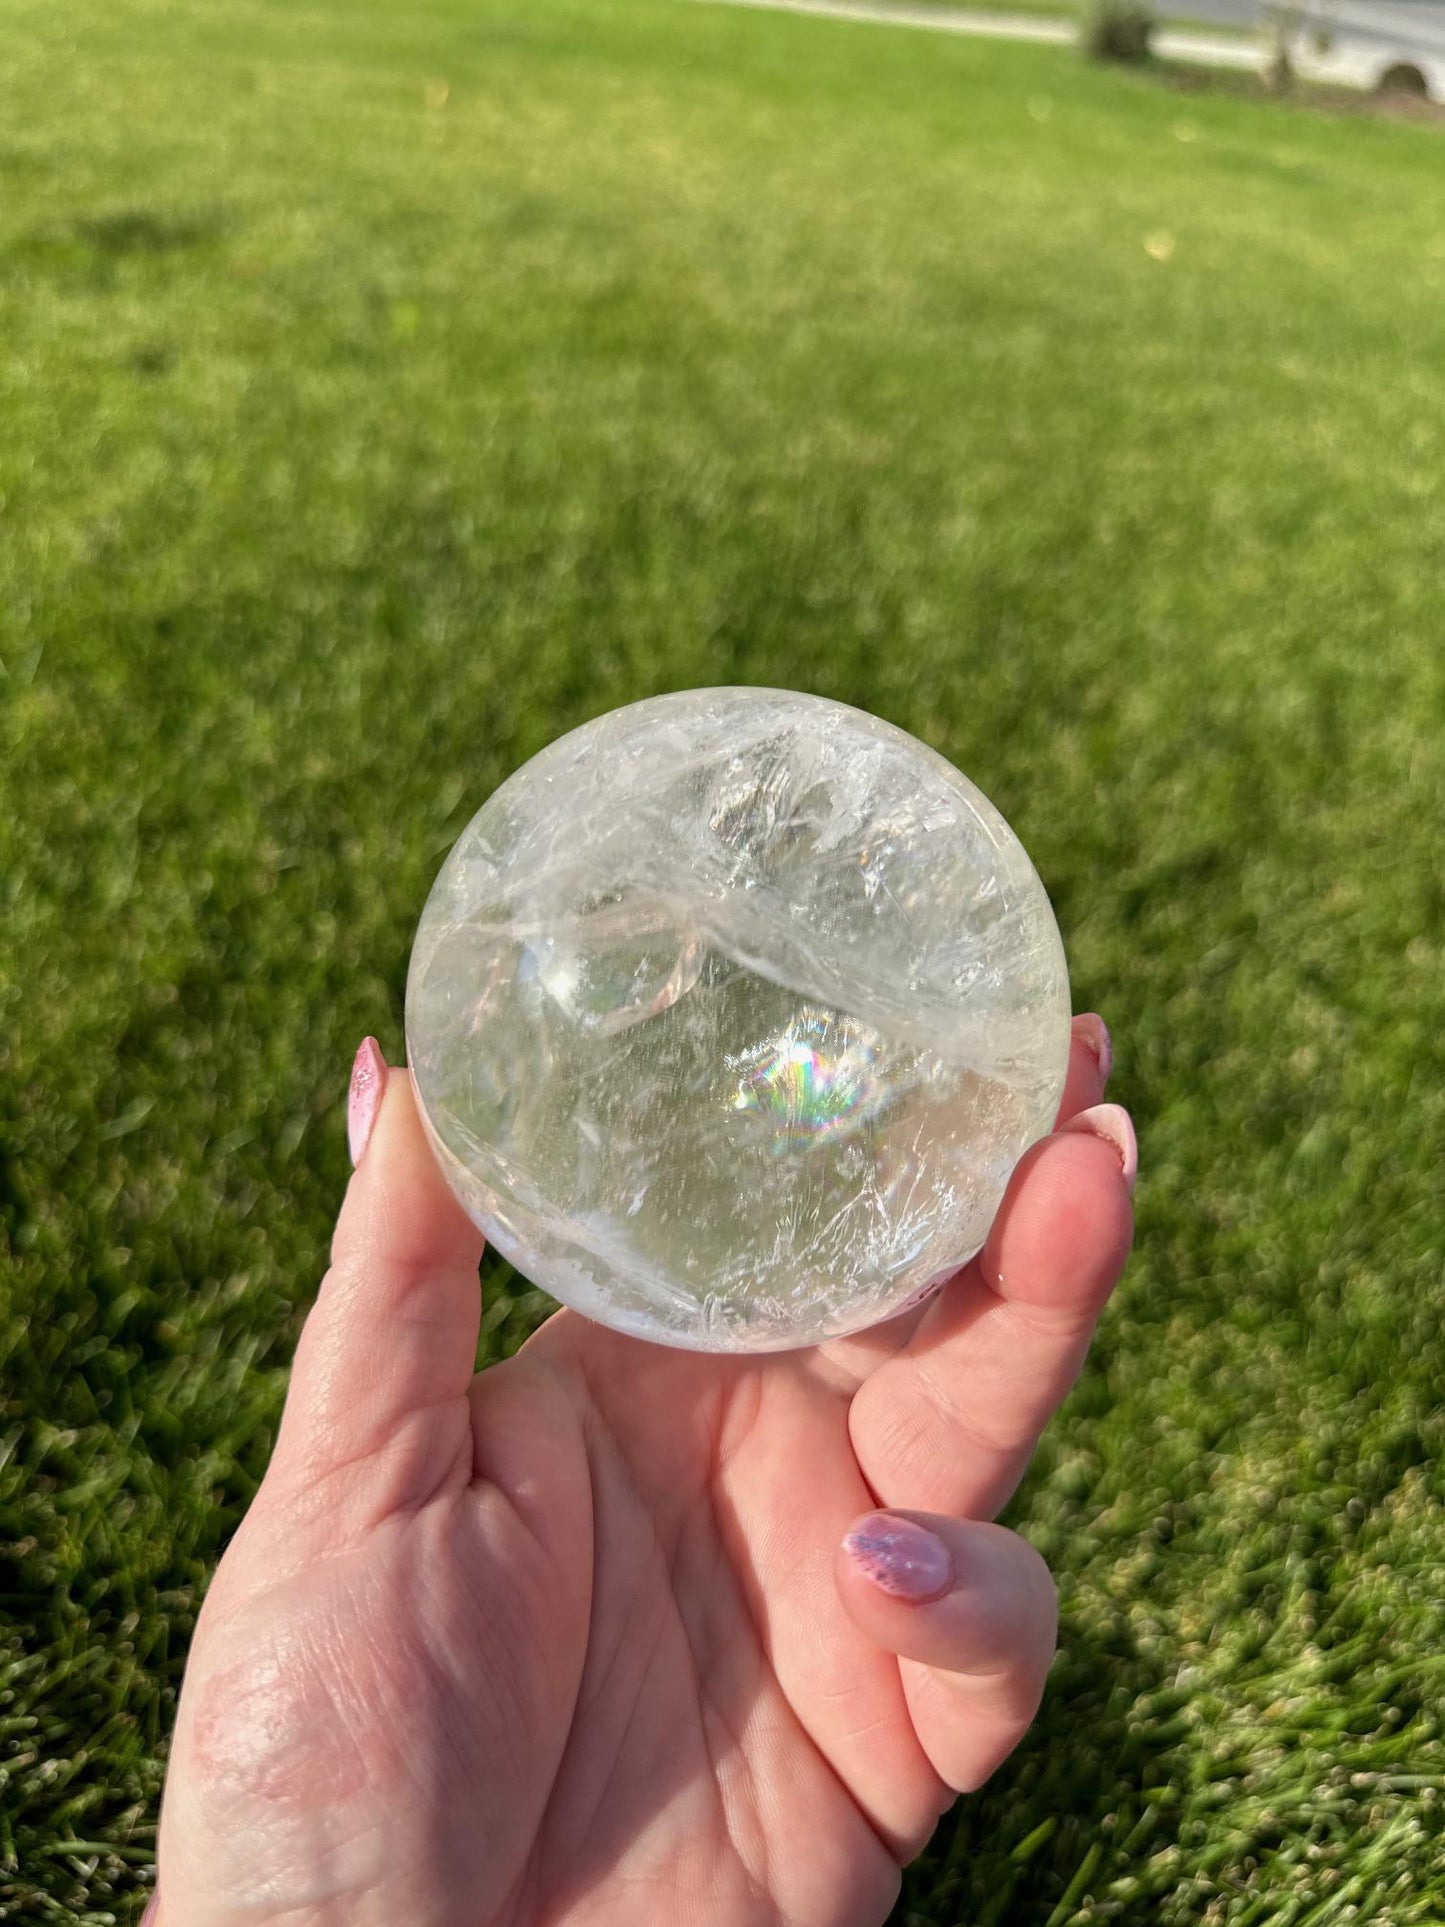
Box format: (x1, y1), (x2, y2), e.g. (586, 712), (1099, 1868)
(140, 1891), (160, 1927)
(1073, 1013), (1113, 1086)
(1059, 1102), (1137, 1194)
(347, 1037), (387, 1168)
(843, 1513), (954, 1602)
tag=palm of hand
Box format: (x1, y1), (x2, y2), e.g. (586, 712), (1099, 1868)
(158, 1040), (1131, 1927)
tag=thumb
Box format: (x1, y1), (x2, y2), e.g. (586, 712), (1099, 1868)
(268, 1038), (486, 1502)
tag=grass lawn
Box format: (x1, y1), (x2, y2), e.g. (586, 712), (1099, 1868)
(2, 0), (1443, 1919)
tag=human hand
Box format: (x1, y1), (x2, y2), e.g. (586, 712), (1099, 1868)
(150, 1017), (1134, 1927)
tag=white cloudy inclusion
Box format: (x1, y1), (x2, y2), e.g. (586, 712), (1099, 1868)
(405, 688), (1071, 1352)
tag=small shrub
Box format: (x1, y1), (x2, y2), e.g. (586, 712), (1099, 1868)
(1262, 0), (1299, 91)
(1082, 0), (1155, 64)
(1264, 41), (1294, 91)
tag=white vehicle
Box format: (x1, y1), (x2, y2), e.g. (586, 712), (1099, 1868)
(1266, 0), (1445, 98)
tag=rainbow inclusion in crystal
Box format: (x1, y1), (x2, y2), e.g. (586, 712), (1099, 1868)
(727, 1008), (888, 1145)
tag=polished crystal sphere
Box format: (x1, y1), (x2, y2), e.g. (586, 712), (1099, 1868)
(406, 689), (1071, 1352)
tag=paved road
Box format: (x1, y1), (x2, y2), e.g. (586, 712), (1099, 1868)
(1172, 0), (1445, 57)
(697, 0), (1075, 36)
(696, 0), (1445, 90)
(699, 0), (1257, 62)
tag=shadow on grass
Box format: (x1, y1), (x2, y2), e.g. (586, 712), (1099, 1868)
(0, 204), (237, 291)
(76, 205), (235, 255)
(898, 1608), (1185, 1924)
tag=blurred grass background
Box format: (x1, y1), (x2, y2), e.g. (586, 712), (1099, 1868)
(2, 0), (1443, 1919)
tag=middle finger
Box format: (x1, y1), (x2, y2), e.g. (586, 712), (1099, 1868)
(846, 1110), (1135, 1518)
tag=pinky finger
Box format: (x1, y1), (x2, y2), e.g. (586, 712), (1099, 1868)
(836, 1511), (1057, 1792)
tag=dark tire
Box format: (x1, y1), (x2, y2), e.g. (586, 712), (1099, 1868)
(1377, 61), (1429, 98)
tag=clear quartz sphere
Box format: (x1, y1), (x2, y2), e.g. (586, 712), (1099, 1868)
(406, 688), (1071, 1352)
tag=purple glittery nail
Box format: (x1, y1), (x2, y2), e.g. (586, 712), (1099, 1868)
(843, 1513), (954, 1602)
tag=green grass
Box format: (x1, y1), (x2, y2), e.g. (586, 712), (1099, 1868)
(2, 0), (1443, 1919)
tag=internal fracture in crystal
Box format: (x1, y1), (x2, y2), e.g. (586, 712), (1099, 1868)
(406, 688), (1071, 1352)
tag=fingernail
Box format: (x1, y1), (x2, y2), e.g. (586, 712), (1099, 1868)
(843, 1513), (954, 1602)
(140, 1891), (160, 1927)
(348, 1037), (387, 1168)
(1058, 1102), (1137, 1194)
(1073, 1013), (1112, 1086)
